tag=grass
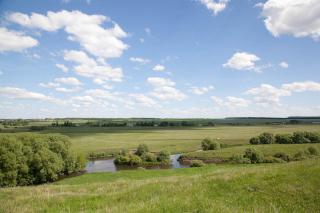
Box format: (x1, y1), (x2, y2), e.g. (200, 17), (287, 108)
(181, 143), (320, 161)
(3, 124), (319, 156)
(0, 158), (319, 212)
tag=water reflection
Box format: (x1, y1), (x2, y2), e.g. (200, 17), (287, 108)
(86, 154), (188, 173)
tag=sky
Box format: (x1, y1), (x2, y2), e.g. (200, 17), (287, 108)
(0, 0), (319, 118)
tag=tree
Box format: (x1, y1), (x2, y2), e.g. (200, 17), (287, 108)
(249, 137), (260, 145)
(275, 134), (293, 144)
(135, 144), (149, 156)
(258, 132), (274, 144)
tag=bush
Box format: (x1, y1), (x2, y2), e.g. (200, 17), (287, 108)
(141, 152), (157, 162)
(135, 144), (149, 156)
(249, 137), (259, 145)
(263, 156), (285, 163)
(258, 132), (274, 144)
(190, 160), (205, 167)
(230, 154), (251, 164)
(0, 133), (84, 187)
(306, 146), (319, 156)
(201, 138), (220, 150)
(293, 151), (307, 161)
(129, 155), (142, 165)
(157, 150), (171, 163)
(114, 155), (130, 165)
(244, 148), (264, 164)
(304, 132), (320, 143)
(275, 134), (293, 144)
(274, 152), (291, 162)
(292, 132), (310, 144)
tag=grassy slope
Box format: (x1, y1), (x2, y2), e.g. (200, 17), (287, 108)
(0, 158), (319, 212)
(182, 143), (320, 161)
(33, 125), (320, 155)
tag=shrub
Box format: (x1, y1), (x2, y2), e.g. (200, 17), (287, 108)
(292, 132), (310, 144)
(157, 150), (171, 163)
(129, 155), (142, 165)
(304, 132), (320, 143)
(275, 134), (293, 144)
(293, 151), (307, 161)
(230, 154), (251, 164)
(114, 155), (130, 165)
(306, 146), (319, 156)
(244, 148), (264, 164)
(142, 152), (157, 162)
(274, 152), (291, 162)
(249, 137), (260, 145)
(263, 156), (285, 163)
(201, 138), (220, 150)
(0, 133), (84, 187)
(258, 132), (274, 144)
(190, 160), (205, 167)
(135, 144), (149, 156)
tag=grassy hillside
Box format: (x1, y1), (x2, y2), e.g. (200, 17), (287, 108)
(0, 158), (319, 212)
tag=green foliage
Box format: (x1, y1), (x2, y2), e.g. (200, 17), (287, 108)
(263, 156), (285, 163)
(129, 155), (142, 165)
(274, 152), (291, 162)
(304, 132), (320, 143)
(258, 132), (274, 144)
(230, 154), (251, 164)
(249, 137), (259, 145)
(292, 132), (310, 144)
(244, 148), (264, 164)
(141, 152), (157, 162)
(157, 150), (171, 163)
(201, 138), (220, 151)
(275, 134), (293, 144)
(135, 144), (149, 156)
(0, 133), (84, 187)
(190, 160), (205, 167)
(306, 146), (319, 156)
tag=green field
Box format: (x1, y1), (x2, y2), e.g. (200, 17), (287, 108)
(0, 158), (319, 212)
(181, 143), (320, 161)
(1, 124), (320, 212)
(25, 124), (320, 155)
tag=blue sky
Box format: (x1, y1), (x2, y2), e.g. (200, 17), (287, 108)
(0, 0), (319, 118)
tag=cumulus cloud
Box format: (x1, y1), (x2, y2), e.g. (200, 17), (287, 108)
(211, 96), (250, 107)
(261, 0), (320, 40)
(245, 84), (291, 106)
(147, 77), (187, 101)
(279, 61), (289, 69)
(64, 50), (123, 82)
(129, 57), (150, 64)
(0, 27), (38, 52)
(56, 63), (69, 72)
(223, 52), (262, 72)
(7, 10), (128, 59)
(130, 94), (157, 107)
(190, 86), (214, 95)
(199, 0), (229, 15)
(282, 81), (320, 92)
(54, 77), (82, 86)
(0, 87), (64, 104)
(152, 64), (166, 71)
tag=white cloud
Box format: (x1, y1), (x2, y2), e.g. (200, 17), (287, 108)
(0, 87), (64, 104)
(152, 64), (166, 71)
(190, 85), (214, 95)
(7, 10), (128, 59)
(199, 0), (229, 15)
(56, 63), (69, 72)
(145, 28), (151, 35)
(55, 87), (80, 93)
(0, 27), (38, 52)
(245, 84), (291, 106)
(64, 50), (123, 82)
(261, 0), (320, 40)
(282, 81), (320, 92)
(147, 77), (187, 101)
(279, 61), (289, 69)
(130, 94), (157, 107)
(129, 57), (150, 64)
(39, 82), (60, 88)
(211, 96), (250, 107)
(54, 77), (82, 86)
(223, 52), (261, 72)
